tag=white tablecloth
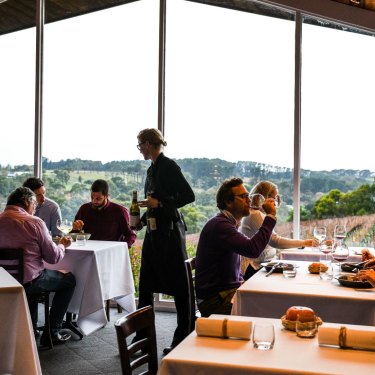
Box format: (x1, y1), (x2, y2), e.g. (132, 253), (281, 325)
(232, 261), (375, 326)
(279, 247), (362, 262)
(158, 315), (375, 375)
(45, 240), (136, 335)
(0, 267), (42, 375)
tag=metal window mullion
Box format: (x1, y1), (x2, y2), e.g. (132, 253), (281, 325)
(158, 0), (166, 135)
(34, 0), (44, 178)
(293, 11), (302, 239)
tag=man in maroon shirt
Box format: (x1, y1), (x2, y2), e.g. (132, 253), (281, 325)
(72, 179), (136, 247)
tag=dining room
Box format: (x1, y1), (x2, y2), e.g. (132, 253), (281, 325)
(1, 1), (375, 374)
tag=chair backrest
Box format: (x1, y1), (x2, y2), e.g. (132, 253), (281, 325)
(0, 248), (24, 283)
(114, 305), (158, 375)
(185, 257), (200, 333)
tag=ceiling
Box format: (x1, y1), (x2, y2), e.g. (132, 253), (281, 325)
(0, 0), (137, 35)
(0, 0), (374, 37)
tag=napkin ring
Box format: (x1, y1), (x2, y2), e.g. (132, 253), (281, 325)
(222, 318), (228, 339)
(339, 326), (348, 348)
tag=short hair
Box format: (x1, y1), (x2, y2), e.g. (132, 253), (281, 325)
(137, 128), (167, 147)
(216, 177), (243, 210)
(250, 180), (278, 198)
(23, 177), (44, 191)
(7, 187), (35, 208)
(91, 179), (109, 195)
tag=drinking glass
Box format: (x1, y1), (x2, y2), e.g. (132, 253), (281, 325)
(314, 226), (327, 259)
(332, 242), (349, 275)
(249, 194), (265, 209)
(296, 315), (317, 338)
(283, 264), (297, 278)
(319, 260), (333, 281)
(56, 219), (72, 235)
(76, 234), (86, 246)
(334, 225), (347, 244)
(252, 322), (275, 350)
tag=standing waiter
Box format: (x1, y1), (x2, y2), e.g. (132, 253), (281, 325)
(134, 128), (195, 355)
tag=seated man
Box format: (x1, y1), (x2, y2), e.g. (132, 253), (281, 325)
(195, 177), (277, 317)
(0, 187), (76, 346)
(23, 177), (63, 237)
(72, 179), (136, 246)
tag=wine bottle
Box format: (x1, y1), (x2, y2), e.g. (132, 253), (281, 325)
(147, 208), (157, 231)
(129, 190), (140, 229)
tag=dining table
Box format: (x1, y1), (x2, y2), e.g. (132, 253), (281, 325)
(45, 240), (136, 335)
(279, 247), (363, 263)
(157, 315), (375, 375)
(232, 260), (375, 326)
(0, 267), (42, 375)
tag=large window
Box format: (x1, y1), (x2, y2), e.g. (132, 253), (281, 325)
(0, 28), (35, 210)
(165, 0), (295, 232)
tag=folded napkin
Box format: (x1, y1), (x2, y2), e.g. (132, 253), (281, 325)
(196, 317), (252, 340)
(318, 325), (375, 351)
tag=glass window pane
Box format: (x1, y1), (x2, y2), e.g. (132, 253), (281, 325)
(165, 0), (295, 235)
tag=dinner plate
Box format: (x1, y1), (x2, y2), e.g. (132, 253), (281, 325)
(336, 275), (373, 289)
(260, 262), (295, 273)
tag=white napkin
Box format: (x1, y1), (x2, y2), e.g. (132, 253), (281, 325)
(318, 325), (375, 351)
(196, 317), (252, 340)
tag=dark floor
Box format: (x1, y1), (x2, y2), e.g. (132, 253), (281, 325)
(38, 308), (176, 375)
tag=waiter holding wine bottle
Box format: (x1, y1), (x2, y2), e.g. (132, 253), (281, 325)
(133, 128), (195, 355)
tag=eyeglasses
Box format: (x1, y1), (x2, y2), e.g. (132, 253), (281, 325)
(234, 193), (250, 200)
(136, 142), (145, 150)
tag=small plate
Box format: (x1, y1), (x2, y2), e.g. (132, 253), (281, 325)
(341, 262), (365, 273)
(261, 262), (295, 273)
(337, 275), (373, 289)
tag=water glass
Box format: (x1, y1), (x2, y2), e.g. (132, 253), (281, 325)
(76, 234), (86, 246)
(252, 322), (275, 350)
(296, 315), (317, 338)
(319, 261), (333, 281)
(283, 264), (297, 278)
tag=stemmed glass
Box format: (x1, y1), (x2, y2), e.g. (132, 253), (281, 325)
(334, 225), (347, 245)
(314, 226), (328, 260)
(56, 219), (72, 235)
(249, 194), (265, 209)
(332, 242), (349, 275)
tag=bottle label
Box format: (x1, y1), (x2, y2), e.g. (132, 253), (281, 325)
(147, 217), (157, 231)
(130, 214), (140, 228)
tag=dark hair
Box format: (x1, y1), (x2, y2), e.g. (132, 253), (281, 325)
(216, 177), (243, 210)
(7, 187), (35, 208)
(23, 177), (44, 191)
(91, 179), (109, 195)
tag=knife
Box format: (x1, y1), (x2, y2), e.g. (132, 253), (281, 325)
(265, 262), (281, 277)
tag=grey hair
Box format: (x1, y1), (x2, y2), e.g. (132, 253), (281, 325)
(7, 187), (35, 208)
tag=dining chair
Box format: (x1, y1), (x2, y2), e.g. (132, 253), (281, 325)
(114, 305), (158, 375)
(185, 257), (201, 333)
(0, 247), (53, 349)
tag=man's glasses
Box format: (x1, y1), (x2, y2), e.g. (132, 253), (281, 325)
(234, 193), (250, 200)
(136, 142), (145, 150)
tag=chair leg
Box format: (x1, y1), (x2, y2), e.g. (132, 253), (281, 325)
(105, 300), (110, 321)
(117, 303), (123, 313)
(44, 296), (53, 349)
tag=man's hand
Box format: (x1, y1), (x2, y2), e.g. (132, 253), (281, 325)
(73, 220), (84, 231)
(262, 198), (277, 217)
(59, 236), (72, 248)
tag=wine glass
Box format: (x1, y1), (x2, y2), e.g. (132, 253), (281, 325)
(56, 219), (72, 235)
(332, 242), (349, 275)
(313, 226), (328, 260)
(249, 193), (265, 209)
(334, 225), (347, 244)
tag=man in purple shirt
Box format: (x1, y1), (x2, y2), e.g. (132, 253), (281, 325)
(0, 187), (76, 346)
(195, 177), (277, 317)
(72, 179), (136, 246)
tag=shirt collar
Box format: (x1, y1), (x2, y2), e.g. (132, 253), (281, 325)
(220, 209), (240, 229)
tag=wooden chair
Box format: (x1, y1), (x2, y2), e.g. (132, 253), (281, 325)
(0, 248), (53, 349)
(114, 305), (158, 375)
(185, 257), (201, 333)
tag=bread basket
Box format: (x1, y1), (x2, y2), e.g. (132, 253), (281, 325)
(281, 315), (323, 331)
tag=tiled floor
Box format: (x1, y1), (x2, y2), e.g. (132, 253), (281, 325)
(38, 309), (176, 375)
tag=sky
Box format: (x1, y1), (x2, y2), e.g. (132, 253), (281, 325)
(1, 0), (374, 172)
